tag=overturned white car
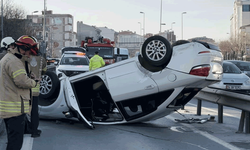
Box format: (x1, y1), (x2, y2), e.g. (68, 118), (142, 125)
(38, 36), (223, 129)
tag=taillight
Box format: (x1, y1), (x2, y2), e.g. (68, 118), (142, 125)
(189, 65), (210, 77)
(198, 51), (210, 54)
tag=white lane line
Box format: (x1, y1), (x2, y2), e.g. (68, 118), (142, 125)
(187, 102), (239, 118)
(166, 115), (241, 150)
(21, 135), (33, 150)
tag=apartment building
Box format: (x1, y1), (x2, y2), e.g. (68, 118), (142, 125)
(116, 31), (144, 56)
(27, 10), (75, 57)
(231, 0), (250, 39)
(77, 21), (102, 45)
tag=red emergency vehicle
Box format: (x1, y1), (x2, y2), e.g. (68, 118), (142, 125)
(81, 37), (115, 65)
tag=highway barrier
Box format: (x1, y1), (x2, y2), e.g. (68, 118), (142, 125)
(194, 87), (250, 134)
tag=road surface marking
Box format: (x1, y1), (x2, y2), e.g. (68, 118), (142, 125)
(21, 135), (33, 150)
(166, 115), (241, 150)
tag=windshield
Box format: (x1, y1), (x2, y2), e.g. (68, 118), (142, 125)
(230, 61), (250, 71)
(86, 47), (114, 58)
(223, 62), (241, 74)
(60, 56), (89, 65)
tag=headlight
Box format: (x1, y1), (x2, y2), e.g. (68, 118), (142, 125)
(245, 79), (250, 85)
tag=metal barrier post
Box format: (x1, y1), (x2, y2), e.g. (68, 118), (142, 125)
(218, 104), (223, 123)
(197, 99), (202, 116)
(237, 110), (245, 133)
(245, 111), (250, 134)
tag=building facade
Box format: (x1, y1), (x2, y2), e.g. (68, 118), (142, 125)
(231, 0), (250, 39)
(98, 26), (117, 41)
(77, 21), (102, 45)
(116, 31), (144, 57)
(158, 30), (176, 44)
(27, 10), (75, 58)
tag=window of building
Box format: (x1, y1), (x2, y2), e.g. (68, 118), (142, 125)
(243, 5), (250, 12)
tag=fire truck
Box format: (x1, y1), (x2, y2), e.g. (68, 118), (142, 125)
(81, 37), (116, 65)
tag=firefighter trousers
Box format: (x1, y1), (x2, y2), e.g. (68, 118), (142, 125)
(4, 113), (26, 150)
(31, 96), (39, 134)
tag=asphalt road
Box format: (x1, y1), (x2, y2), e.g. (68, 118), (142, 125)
(1, 99), (250, 150)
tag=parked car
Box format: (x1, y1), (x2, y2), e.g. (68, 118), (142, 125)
(56, 50), (89, 77)
(38, 35), (223, 129)
(39, 48), (89, 99)
(226, 60), (250, 77)
(208, 61), (250, 94)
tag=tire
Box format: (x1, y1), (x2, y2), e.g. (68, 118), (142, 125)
(40, 71), (60, 99)
(141, 35), (172, 67)
(172, 40), (190, 47)
(138, 55), (165, 72)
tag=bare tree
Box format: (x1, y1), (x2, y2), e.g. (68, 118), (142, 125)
(0, 0), (33, 41)
(218, 32), (249, 60)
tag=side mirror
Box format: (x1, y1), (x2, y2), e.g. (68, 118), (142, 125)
(54, 61), (58, 65)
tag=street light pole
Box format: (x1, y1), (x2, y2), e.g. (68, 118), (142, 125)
(160, 0), (162, 33)
(138, 22), (141, 35)
(171, 22), (175, 43)
(181, 12), (187, 40)
(140, 12), (145, 40)
(1, 0), (3, 39)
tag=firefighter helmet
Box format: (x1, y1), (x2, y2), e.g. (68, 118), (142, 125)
(15, 35), (38, 55)
(1, 37), (15, 50)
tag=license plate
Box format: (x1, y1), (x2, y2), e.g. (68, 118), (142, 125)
(226, 85), (241, 90)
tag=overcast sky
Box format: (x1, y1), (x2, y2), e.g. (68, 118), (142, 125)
(12, 0), (235, 42)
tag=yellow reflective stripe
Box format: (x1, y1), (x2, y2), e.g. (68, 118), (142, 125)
(32, 84), (40, 92)
(12, 69), (26, 78)
(0, 101), (29, 105)
(0, 106), (29, 113)
(0, 103), (29, 113)
(0, 107), (29, 113)
(43, 67), (47, 71)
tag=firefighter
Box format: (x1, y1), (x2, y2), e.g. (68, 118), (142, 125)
(0, 36), (16, 150)
(28, 36), (47, 138)
(0, 35), (39, 150)
(89, 51), (105, 71)
(0, 37), (16, 60)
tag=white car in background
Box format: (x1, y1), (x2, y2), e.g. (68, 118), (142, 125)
(56, 49), (89, 77)
(38, 36), (223, 129)
(208, 61), (250, 94)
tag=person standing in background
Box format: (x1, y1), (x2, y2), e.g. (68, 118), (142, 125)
(89, 51), (105, 71)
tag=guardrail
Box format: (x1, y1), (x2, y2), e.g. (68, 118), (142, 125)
(194, 87), (250, 134)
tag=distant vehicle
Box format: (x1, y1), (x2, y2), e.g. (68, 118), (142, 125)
(81, 37), (115, 65)
(114, 48), (129, 62)
(56, 49), (89, 77)
(227, 60), (250, 77)
(61, 46), (86, 55)
(208, 61), (250, 94)
(38, 35), (223, 129)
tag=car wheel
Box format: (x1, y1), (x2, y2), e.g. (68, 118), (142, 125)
(40, 71), (59, 99)
(141, 35), (172, 67)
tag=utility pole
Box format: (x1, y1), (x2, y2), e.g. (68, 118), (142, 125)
(42, 0), (46, 56)
(1, 0), (3, 39)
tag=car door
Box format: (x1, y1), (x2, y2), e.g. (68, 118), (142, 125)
(106, 61), (158, 101)
(64, 77), (94, 129)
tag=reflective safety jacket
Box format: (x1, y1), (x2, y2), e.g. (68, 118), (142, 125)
(0, 48), (36, 119)
(89, 54), (105, 71)
(30, 56), (47, 97)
